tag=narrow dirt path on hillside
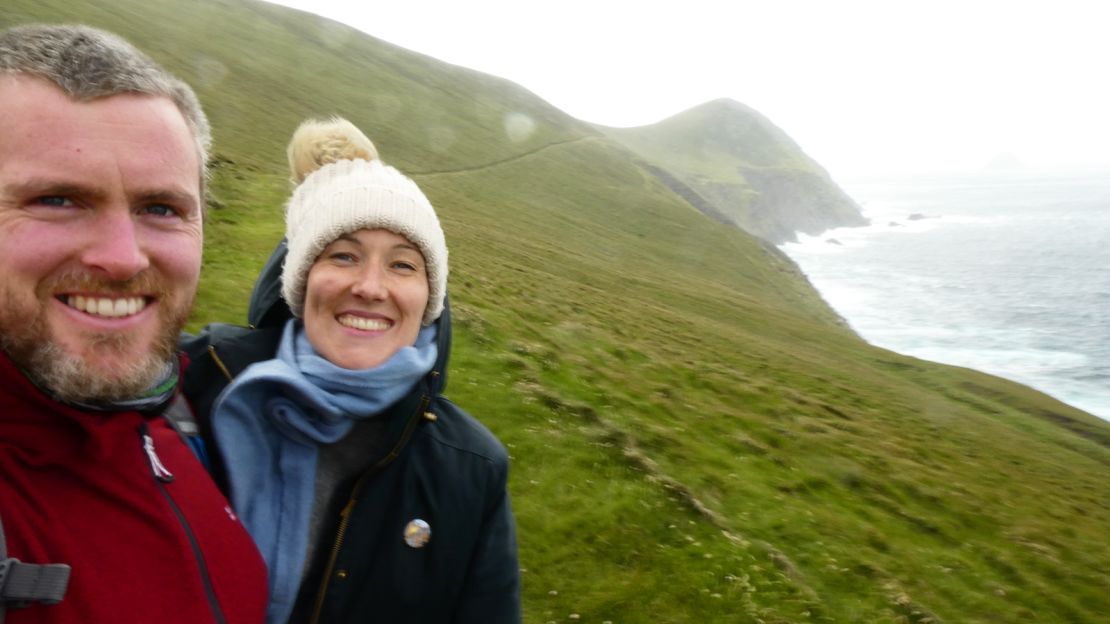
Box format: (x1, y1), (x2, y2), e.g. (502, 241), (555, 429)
(519, 378), (947, 621)
(407, 136), (592, 177)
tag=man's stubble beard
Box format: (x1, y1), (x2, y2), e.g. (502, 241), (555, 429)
(0, 271), (193, 403)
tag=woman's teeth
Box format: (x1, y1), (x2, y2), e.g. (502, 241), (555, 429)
(338, 314), (391, 331)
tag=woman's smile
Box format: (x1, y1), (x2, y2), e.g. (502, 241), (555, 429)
(336, 313), (392, 332)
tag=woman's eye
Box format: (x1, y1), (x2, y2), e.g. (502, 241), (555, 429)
(392, 261), (418, 271)
(330, 252), (357, 263)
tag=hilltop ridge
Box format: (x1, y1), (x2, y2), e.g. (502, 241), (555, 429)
(600, 98), (868, 242)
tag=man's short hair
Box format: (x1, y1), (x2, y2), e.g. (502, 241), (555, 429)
(0, 23), (211, 182)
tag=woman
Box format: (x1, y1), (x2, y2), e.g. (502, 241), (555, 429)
(181, 118), (520, 624)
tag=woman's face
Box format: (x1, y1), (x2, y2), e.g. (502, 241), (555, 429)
(303, 228), (429, 369)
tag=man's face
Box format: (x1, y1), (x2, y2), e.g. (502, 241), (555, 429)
(0, 75), (203, 402)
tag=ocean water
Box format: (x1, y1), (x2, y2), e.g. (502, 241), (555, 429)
(780, 171), (1110, 421)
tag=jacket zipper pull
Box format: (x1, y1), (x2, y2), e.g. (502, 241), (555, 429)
(140, 424), (175, 483)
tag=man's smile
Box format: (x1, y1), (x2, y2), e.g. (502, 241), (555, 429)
(62, 294), (149, 318)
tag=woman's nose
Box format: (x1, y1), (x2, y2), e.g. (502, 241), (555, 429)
(350, 264), (388, 300)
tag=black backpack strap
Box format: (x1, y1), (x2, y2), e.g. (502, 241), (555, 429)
(0, 512), (71, 621)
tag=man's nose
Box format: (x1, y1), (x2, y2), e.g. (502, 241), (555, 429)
(80, 209), (150, 280)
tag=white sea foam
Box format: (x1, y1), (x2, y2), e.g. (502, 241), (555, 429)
(781, 171), (1110, 422)
(902, 346), (1089, 378)
(1057, 393), (1110, 421)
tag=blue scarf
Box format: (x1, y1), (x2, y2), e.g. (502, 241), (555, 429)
(211, 319), (438, 624)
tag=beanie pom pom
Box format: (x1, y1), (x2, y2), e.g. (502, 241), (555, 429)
(287, 117), (379, 184)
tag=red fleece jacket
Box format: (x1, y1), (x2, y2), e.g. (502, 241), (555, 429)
(0, 354), (267, 624)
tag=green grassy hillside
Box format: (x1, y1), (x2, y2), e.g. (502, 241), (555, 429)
(600, 99), (868, 244)
(5, 2), (1110, 622)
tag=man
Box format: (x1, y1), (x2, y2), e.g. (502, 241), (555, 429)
(0, 24), (267, 623)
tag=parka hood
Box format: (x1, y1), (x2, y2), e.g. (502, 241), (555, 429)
(247, 239), (291, 331)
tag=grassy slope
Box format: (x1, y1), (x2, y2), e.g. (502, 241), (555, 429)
(5, 2), (1110, 622)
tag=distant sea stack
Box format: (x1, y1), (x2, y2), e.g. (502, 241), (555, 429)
(597, 99), (868, 243)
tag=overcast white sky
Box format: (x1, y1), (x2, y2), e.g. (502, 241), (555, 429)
(264, 0), (1110, 180)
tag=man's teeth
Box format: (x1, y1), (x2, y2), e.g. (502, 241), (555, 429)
(338, 315), (391, 331)
(66, 295), (146, 318)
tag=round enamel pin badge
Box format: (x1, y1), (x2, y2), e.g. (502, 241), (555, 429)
(403, 519), (432, 548)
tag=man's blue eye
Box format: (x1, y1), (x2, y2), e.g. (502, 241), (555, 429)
(144, 204), (177, 217)
(37, 196), (73, 207)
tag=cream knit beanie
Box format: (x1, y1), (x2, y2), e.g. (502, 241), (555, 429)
(281, 117), (447, 324)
